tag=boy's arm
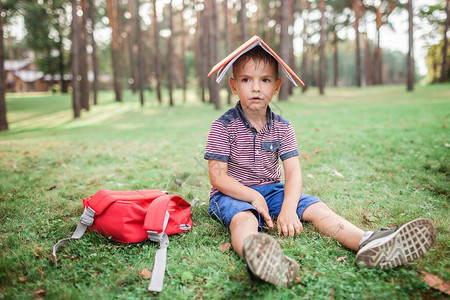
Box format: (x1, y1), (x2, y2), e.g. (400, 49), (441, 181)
(278, 156), (303, 237)
(208, 159), (274, 228)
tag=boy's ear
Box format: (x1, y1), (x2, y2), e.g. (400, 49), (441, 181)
(229, 77), (238, 95)
(273, 78), (282, 95)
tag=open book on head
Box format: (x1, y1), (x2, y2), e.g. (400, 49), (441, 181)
(208, 35), (305, 87)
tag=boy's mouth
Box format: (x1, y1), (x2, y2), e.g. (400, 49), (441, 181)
(250, 97), (263, 101)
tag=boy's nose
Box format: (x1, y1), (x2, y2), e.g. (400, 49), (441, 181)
(252, 81), (261, 92)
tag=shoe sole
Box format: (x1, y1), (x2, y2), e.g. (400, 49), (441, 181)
(355, 218), (436, 268)
(243, 233), (299, 287)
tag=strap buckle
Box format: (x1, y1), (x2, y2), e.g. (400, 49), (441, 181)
(147, 231), (169, 248)
(80, 207), (95, 226)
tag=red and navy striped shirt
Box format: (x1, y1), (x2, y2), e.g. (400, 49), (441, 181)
(204, 101), (299, 196)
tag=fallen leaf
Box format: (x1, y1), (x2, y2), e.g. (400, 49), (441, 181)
(327, 138), (331, 143)
(336, 256), (347, 262)
(302, 155), (310, 160)
(445, 143), (450, 148)
(18, 276), (26, 282)
(313, 272), (319, 276)
(174, 178), (183, 187)
(140, 268), (152, 279)
(421, 271), (450, 295)
(363, 214), (374, 223)
(62, 254), (77, 260)
(219, 242), (231, 252)
(443, 124), (447, 128)
(334, 170), (344, 178)
(313, 148), (320, 154)
(34, 289), (47, 297)
(307, 174), (314, 178)
(366, 200), (375, 204)
(47, 185), (57, 191)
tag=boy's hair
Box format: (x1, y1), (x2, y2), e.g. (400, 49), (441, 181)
(232, 46), (279, 78)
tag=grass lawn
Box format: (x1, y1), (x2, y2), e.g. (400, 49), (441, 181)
(0, 84), (449, 299)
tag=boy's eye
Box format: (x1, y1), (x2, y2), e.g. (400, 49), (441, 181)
(262, 78), (271, 83)
(241, 78), (249, 83)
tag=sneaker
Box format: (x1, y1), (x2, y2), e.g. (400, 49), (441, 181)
(355, 218), (436, 268)
(243, 233), (299, 287)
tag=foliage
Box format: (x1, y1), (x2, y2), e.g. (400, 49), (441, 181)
(0, 85), (449, 298)
(324, 40), (411, 86)
(426, 39), (450, 83)
(21, 0), (69, 76)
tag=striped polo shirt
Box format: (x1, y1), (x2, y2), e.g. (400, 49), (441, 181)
(204, 101), (299, 196)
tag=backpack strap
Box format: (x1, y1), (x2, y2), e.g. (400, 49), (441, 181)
(144, 195), (197, 292)
(143, 195), (171, 292)
(52, 189), (165, 265)
(52, 206), (95, 265)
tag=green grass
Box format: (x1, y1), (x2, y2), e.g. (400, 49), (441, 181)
(0, 85), (449, 299)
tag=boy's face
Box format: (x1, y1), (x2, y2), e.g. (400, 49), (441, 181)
(229, 58), (282, 113)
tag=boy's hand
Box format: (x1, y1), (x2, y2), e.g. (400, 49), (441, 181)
(251, 196), (274, 228)
(277, 209), (303, 237)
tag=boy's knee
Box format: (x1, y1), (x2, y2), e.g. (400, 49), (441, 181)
(303, 202), (333, 222)
(230, 210), (258, 228)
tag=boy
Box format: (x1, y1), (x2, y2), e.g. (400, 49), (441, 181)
(204, 37), (436, 287)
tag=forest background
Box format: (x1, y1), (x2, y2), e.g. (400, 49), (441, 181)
(0, 0), (449, 126)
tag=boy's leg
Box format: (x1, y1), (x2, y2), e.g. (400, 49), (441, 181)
(229, 210), (259, 257)
(301, 202), (364, 251)
(229, 210), (299, 286)
(301, 201), (436, 268)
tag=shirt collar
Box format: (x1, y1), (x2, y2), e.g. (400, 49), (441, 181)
(236, 101), (273, 131)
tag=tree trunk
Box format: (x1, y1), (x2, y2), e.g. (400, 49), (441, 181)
(223, 0), (232, 105)
(0, 3), (8, 130)
(195, 1), (206, 103)
(288, 0), (295, 96)
(407, 0), (414, 91)
(55, 23), (67, 93)
(279, 0), (290, 100)
(353, 0), (362, 87)
(311, 46), (316, 87)
(107, 0), (122, 102)
(207, 0), (220, 109)
(116, 0), (126, 89)
(374, 29), (382, 84)
(363, 27), (373, 85)
(318, 0), (326, 95)
(126, 0), (136, 93)
(80, 0), (89, 110)
(152, 0), (162, 104)
(240, 0), (248, 41)
(439, 0), (449, 83)
(300, 0), (309, 92)
(135, 0), (144, 106)
(181, 1), (187, 103)
(333, 31), (338, 87)
(88, 0), (99, 104)
(71, 0), (81, 118)
(167, 1), (174, 107)
(7, 34), (13, 60)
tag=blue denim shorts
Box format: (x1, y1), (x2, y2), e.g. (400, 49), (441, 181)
(208, 182), (322, 231)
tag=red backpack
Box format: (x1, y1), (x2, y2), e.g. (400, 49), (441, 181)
(52, 189), (195, 292)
